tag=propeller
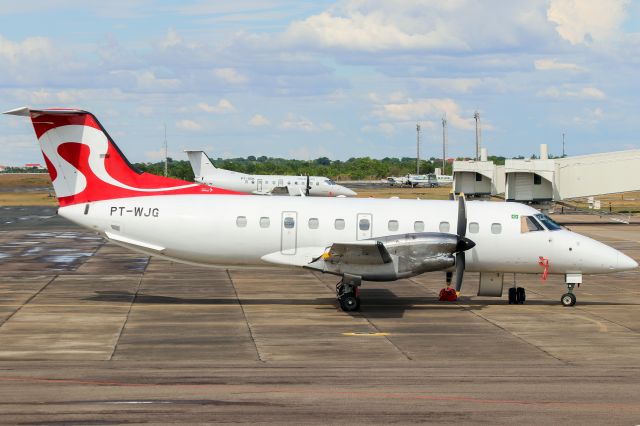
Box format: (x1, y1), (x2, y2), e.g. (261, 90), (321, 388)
(454, 193), (475, 294)
(306, 175), (311, 196)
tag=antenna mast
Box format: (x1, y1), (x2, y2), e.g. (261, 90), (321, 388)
(442, 115), (447, 173)
(416, 122), (421, 174)
(163, 124), (168, 177)
(562, 132), (566, 157)
(473, 110), (481, 161)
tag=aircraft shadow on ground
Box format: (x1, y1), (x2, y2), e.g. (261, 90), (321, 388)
(84, 289), (636, 320)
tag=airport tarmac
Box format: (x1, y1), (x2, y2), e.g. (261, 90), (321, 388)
(0, 207), (639, 424)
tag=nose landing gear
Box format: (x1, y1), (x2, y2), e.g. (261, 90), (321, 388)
(561, 292), (577, 307)
(561, 274), (582, 307)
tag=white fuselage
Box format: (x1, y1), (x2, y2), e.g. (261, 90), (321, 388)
(60, 195), (634, 276)
(197, 172), (356, 197)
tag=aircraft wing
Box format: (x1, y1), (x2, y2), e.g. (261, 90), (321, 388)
(320, 240), (392, 265)
(260, 241), (392, 268)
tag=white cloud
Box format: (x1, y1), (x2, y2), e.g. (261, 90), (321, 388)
(198, 99), (237, 114)
(362, 122), (396, 136)
(534, 58), (585, 71)
(213, 68), (248, 84)
(135, 106), (154, 117)
(159, 28), (183, 49)
(280, 113), (333, 132)
(110, 70), (181, 91)
(282, 9), (465, 52)
(537, 86), (606, 99)
(573, 107), (605, 124)
(374, 98), (475, 130)
(176, 119), (202, 131)
(274, 1), (557, 53)
(547, 0), (630, 45)
(249, 114), (270, 126)
(0, 34), (53, 65)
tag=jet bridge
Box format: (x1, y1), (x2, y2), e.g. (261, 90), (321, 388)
(453, 149), (505, 197)
(554, 150), (640, 199)
(505, 145), (640, 202)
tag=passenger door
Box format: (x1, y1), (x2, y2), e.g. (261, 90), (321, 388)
(281, 211), (297, 255)
(257, 179), (262, 192)
(356, 213), (373, 240)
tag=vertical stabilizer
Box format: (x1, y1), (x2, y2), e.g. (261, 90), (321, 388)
(3, 107), (242, 206)
(185, 150), (220, 179)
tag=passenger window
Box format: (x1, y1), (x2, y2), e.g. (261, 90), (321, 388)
(308, 218), (319, 229)
(439, 221), (450, 233)
(388, 220), (399, 232)
(414, 221), (425, 232)
(284, 217), (295, 229)
(259, 217), (270, 228)
(469, 222), (479, 233)
(236, 216), (247, 228)
(521, 216), (543, 233)
(359, 218), (370, 231)
(491, 223), (502, 234)
(335, 219), (345, 230)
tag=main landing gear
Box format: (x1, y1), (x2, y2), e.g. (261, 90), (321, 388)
(337, 274), (361, 312)
(508, 287), (526, 304)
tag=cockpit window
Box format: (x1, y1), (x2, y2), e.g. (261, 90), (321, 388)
(521, 216), (544, 233)
(535, 214), (562, 231)
(324, 179), (336, 185)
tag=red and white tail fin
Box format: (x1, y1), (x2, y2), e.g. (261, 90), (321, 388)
(4, 107), (241, 207)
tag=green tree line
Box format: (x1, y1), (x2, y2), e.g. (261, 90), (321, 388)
(134, 156), (468, 181)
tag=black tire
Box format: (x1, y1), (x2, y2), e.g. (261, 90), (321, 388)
(561, 293), (576, 307)
(516, 287), (526, 304)
(340, 294), (359, 312)
(508, 287), (517, 304)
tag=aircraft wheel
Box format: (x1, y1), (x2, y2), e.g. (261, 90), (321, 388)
(561, 293), (576, 307)
(508, 287), (517, 304)
(516, 287), (526, 304)
(340, 293), (360, 312)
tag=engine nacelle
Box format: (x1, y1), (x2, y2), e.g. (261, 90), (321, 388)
(314, 233), (460, 281)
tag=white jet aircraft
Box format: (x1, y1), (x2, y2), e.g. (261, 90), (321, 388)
(185, 150), (356, 197)
(5, 107), (637, 312)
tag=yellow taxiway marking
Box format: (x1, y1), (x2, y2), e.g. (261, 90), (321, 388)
(342, 332), (390, 336)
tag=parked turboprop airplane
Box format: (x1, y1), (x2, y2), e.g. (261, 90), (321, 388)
(5, 107), (637, 311)
(185, 150), (356, 197)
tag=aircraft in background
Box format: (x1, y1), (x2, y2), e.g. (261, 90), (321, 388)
(185, 150), (356, 197)
(6, 107), (637, 312)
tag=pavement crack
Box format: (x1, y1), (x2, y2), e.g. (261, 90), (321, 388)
(109, 257), (149, 360)
(227, 269), (264, 363)
(0, 274), (58, 329)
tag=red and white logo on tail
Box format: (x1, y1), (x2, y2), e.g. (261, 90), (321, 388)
(4, 107), (242, 206)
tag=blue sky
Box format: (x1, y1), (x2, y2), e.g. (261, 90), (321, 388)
(1, 0), (639, 166)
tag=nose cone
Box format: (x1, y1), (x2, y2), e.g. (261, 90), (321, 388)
(617, 252), (638, 271)
(338, 186), (357, 197)
(455, 237), (476, 253)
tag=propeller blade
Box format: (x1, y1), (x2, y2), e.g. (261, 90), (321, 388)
(457, 193), (467, 238)
(455, 252), (465, 292)
(306, 175), (310, 196)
